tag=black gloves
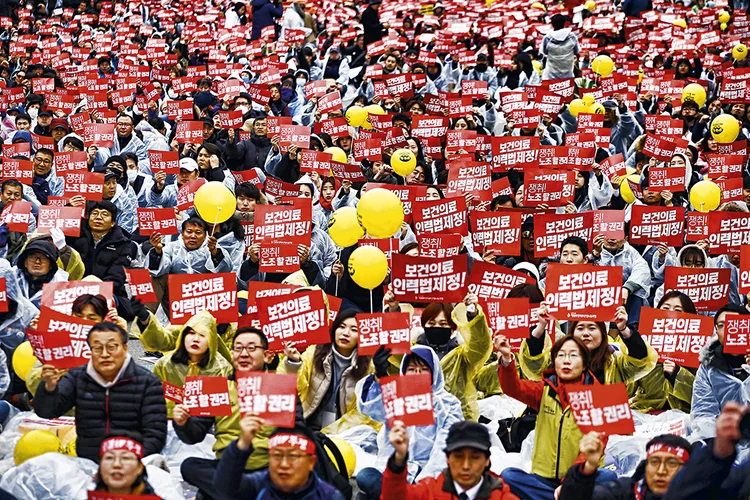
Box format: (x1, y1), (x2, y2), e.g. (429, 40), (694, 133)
(130, 298), (151, 325)
(373, 346), (392, 379)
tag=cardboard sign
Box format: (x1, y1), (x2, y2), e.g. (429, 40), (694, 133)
(82, 123), (115, 147)
(256, 290), (330, 350)
(31, 307), (96, 368)
(137, 208), (178, 236)
(182, 376), (233, 417)
(124, 268), (158, 303)
(148, 150), (180, 174)
(534, 212), (594, 259)
(568, 383), (635, 435)
(37, 206), (82, 237)
(639, 307), (714, 368)
(0, 201), (32, 233)
(175, 121), (205, 144)
(545, 264), (623, 321)
(168, 273), (238, 324)
(629, 206), (685, 247)
(236, 372), (298, 427)
(724, 315), (750, 355)
(355, 312), (412, 356)
(254, 201), (312, 246)
(418, 234), (461, 259)
(2, 159), (33, 185)
(54, 151), (88, 175)
(259, 242), (300, 274)
(470, 211), (522, 256)
(663, 267), (731, 312)
(485, 298), (531, 351)
(41, 281), (113, 316)
(592, 210), (625, 240)
(708, 212), (750, 255)
(391, 254), (468, 303)
(63, 172), (104, 201)
(412, 197), (468, 236)
(379, 374), (434, 427)
(176, 178), (207, 212)
(467, 261), (535, 302)
(648, 167), (686, 192)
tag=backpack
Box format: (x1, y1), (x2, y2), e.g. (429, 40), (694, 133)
(489, 407), (538, 453)
(313, 431), (353, 500)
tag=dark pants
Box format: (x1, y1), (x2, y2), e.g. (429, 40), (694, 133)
(145, 274), (170, 315)
(181, 457), (226, 500)
(502, 467), (618, 500)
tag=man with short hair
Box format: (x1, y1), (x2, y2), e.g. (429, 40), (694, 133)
(35, 322), (167, 462)
(381, 420), (518, 499)
(226, 116), (273, 172)
(31, 147), (63, 204)
(94, 114), (149, 171)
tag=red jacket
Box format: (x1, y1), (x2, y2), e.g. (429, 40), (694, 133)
(381, 456), (520, 500)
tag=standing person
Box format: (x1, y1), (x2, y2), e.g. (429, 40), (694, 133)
(540, 15), (579, 80)
(225, 2), (247, 28)
(380, 420), (519, 499)
(361, 0), (387, 47)
(251, 0), (283, 40)
(34, 322), (168, 462)
(281, 0), (306, 34)
(92, 432), (161, 497)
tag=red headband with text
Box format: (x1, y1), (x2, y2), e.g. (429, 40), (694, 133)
(647, 443), (689, 462)
(100, 437), (144, 459)
(268, 433), (315, 455)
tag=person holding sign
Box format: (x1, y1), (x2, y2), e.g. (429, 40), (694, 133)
(355, 346), (464, 499)
(146, 157), (200, 210)
(92, 432), (161, 497)
(380, 420), (519, 499)
(558, 431), (691, 500)
(497, 335), (618, 500)
(12, 239), (68, 309)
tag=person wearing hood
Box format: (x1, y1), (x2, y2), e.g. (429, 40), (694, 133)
(558, 432), (691, 500)
(19, 229), (85, 281)
(147, 157), (200, 209)
(0, 263), (34, 397)
(152, 310), (234, 417)
(321, 47), (351, 86)
(98, 164), (139, 235)
(355, 345), (464, 499)
(251, 0), (283, 40)
(13, 239), (68, 309)
(599, 95), (638, 157)
(460, 53), (499, 96)
(498, 335), (618, 500)
(30, 147), (63, 206)
(279, 308), (379, 435)
(122, 152), (154, 208)
(498, 53), (535, 90)
(267, 84), (292, 118)
(361, 0), (387, 47)
(281, 0), (306, 35)
(225, 116), (274, 172)
(424, 60), (451, 93)
(690, 304), (750, 433)
(569, 169), (615, 213)
(225, 1), (247, 28)
(196, 143), (236, 191)
(540, 14), (579, 80)
(134, 118), (171, 152)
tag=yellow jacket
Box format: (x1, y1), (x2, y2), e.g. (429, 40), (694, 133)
(140, 312), (235, 365)
(629, 363), (695, 413)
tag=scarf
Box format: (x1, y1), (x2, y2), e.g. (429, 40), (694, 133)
(319, 194), (334, 211)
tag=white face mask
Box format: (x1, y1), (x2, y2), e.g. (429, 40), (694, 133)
(236, 105), (248, 114)
(296, 78), (306, 87)
(28, 108), (38, 120)
(127, 169), (138, 182)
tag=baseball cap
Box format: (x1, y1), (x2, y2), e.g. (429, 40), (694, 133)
(50, 118), (69, 131)
(180, 157), (199, 172)
(444, 421), (491, 453)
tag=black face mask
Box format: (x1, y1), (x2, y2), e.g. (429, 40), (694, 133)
(424, 327), (452, 346)
(475, 63), (488, 72)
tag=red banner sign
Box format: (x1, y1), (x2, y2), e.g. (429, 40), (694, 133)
(639, 307), (713, 368)
(182, 376), (233, 417)
(31, 307), (96, 368)
(467, 261), (535, 302)
(0, 201), (32, 233)
(471, 211), (521, 256)
(663, 267), (731, 312)
(259, 242), (300, 274)
(41, 281), (113, 315)
(137, 208), (178, 236)
(724, 315), (750, 355)
(485, 298), (531, 351)
(379, 374), (434, 427)
(708, 212), (750, 255)
(63, 172), (104, 201)
(236, 372), (298, 427)
(544, 264), (623, 321)
(124, 268), (157, 303)
(148, 150), (180, 174)
(391, 254), (468, 303)
(256, 290), (330, 350)
(568, 383), (635, 435)
(412, 197), (467, 236)
(356, 312), (412, 356)
(629, 206), (685, 247)
(534, 212), (594, 258)
(648, 167), (686, 192)
(254, 201), (312, 246)
(168, 273), (238, 324)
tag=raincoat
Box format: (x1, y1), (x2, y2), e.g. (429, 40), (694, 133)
(145, 181), (179, 209)
(21, 232), (86, 281)
(107, 184), (139, 234)
(145, 238), (232, 277)
(629, 363), (694, 413)
(592, 242), (651, 300)
(152, 311), (234, 417)
(0, 263), (38, 395)
(356, 345), (464, 482)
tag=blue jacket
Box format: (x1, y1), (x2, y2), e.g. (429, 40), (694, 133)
(251, 0), (284, 40)
(663, 442), (750, 500)
(213, 440), (346, 500)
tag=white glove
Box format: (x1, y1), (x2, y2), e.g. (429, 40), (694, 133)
(49, 227), (66, 251)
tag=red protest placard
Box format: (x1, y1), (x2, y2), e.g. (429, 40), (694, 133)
(715, 178), (744, 203)
(53, 151), (88, 175)
(467, 260), (535, 302)
(63, 172), (104, 201)
(163, 381), (184, 403)
(176, 178), (207, 212)
(330, 161), (366, 183)
(259, 242), (300, 274)
(411, 116), (449, 141)
(175, 121), (205, 144)
(491, 136), (540, 172)
(648, 167), (686, 192)
(446, 130), (477, 153)
(630, 206), (685, 247)
(592, 210), (625, 240)
(741, 246), (750, 295)
(3, 142), (31, 159)
(299, 150), (333, 176)
(707, 154), (745, 179)
(166, 100), (195, 122)
(391, 254), (468, 303)
(461, 79), (489, 97)
(137, 208), (178, 236)
(0, 278), (7, 312)
(168, 273), (238, 324)
(568, 383), (635, 435)
(254, 201), (312, 246)
(379, 374), (434, 427)
(724, 315), (750, 355)
(446, 162), (492, 202)
(544, 264), (623, 321)
(642, 134), (689, 162)
(42, 281), (113, 315)
(686, 212), (708, 242)
(278, 124), (311, 153)
(182, 376), (233, 417)
(2, 159), (33, 185)
(470, 211), (522, 256)
(418, 234), (461, 259)
(412, 197), (468, 236)
(82, 123), (115, 147)
(256, 290), (330, 350)
(533, 212), (594, 259)
(639, 307), (714, 368)
(318, 91), (343, 114)
(265, 177), (302, 199)
(37, 206), (82, 237)
(124, 268), (157, 303)
(355, 313), (412, 356)
(88, 490), (160, 500)
(218, 110), (243, 129)
(359, 238), (400, 266)
(33, 307), (95, 368)
(664, 267), (731, 312)
(236, 372), (298, 427)
(352, 139), (383, 162)
(708, 212), (750, 255)
(148, 150), (180, 174)
(267, 116), (293, 138)
(0, 201), (32, 233)
(485, 298), (531, 351)
(318, 117), (349, 138)
(599, 153), (627, 179)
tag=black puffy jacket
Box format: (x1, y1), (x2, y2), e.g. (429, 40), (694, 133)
(34, 359), (168, 462)
(226, 133), (273, 172)
(66, 224), (134, 293)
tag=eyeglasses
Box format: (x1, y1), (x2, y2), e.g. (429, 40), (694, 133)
(269, 451), (309, 463)
(647, 457), (684, 471)
(34, 158), (52, 165)
(555, 352), (582, 361)
(522, 231), (533, 238)
(89, 211), (112, 220)
(233, 344), (263, 354)
(91, 342), (121, 355)
(27, 253), (48, 263)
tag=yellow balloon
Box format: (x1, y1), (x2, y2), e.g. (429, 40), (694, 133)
(591, 55), (614, 77)
(12, 341), (36, 382)
(345, 106), (368, 128)
(588, 103), (605, 114)
(327, 437), (357, 477)
(356, 188), (404, 238)
(625, 167), (636, 176)
(532, 60), (543, 75)
(718, 10), (731, 23)
(673, 18), (687, 28)
(585, 0), (596, 10)
(530, 1), (546, 9)
(194, 181), (235, 224)
(733, 43), (748, 61)
(348, 245), (388, 290)
(568, 99), (587, 118)
(14, 430), (62, 466)
(328, 207), (364, 248)
(690, 180), (722, 212)
(619, 174), (642, 204)
(325, 147), (348, 164)
(582, 94), (595, 106)
(390, 148), (416, 176)
(362, 104), (386, 130)
(710, 115), (740, 144)
(720, 22), (728, 31)
(682, 83), (707, 107)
